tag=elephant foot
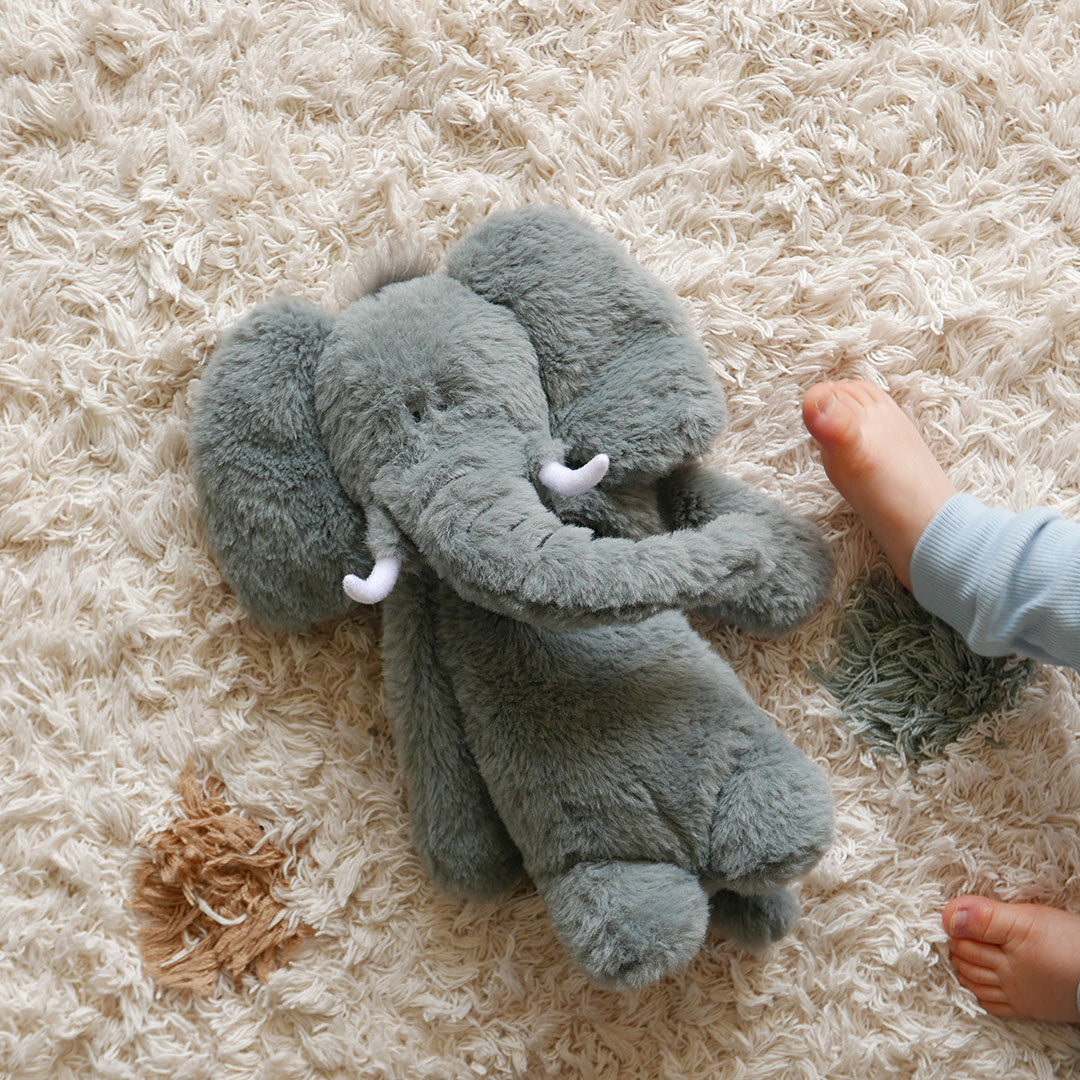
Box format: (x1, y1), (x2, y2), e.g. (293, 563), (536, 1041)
(659, 466), (834, 635)
(705, 724), (834, 895)
(697, 512), (834, 636)
(709, 887), (800, 950)
(538, 860), (709, 990)
(421, 827), (524, 902)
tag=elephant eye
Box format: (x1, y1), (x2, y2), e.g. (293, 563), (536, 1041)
(405, 386), (453, 421)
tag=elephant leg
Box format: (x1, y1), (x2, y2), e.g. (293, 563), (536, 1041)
(382, 569), (523, 900)
(708, 887), (800, 950)
(704, 719), (833, 897)
(536, 860), (709, 990)
(658, 463), (834, 635)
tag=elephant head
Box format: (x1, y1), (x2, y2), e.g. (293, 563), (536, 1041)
(191, 208), (776, 631)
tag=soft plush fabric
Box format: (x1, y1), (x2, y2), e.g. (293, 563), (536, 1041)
(6, 1), (1080, 1077)
(191, 206), (836, 989)
(190, 298), (368, 630)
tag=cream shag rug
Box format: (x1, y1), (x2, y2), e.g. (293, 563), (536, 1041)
(5, 1), (1080, 1077)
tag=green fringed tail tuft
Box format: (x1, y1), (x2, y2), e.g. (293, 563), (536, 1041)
(812, 570), (1037, 761)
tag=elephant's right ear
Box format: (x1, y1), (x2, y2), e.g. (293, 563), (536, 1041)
(190, 298), (373, 631)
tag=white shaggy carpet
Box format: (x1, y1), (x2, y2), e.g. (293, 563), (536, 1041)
(5, 1), (1080, 1077)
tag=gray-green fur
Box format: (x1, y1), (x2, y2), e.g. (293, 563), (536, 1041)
(814, 570), (1037, 760)
(190, 207), (835, 989)
(190, 299), (371, 630)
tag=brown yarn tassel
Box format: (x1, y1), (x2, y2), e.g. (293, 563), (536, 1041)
(130, 761), (313, 995)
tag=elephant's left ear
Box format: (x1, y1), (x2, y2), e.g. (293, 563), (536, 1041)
(190, 299), (373, 631)
(444, 207), (728, 484)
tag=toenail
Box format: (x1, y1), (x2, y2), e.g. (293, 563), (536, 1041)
(815, 392), (837, 416)
(948, 909), (967, 937)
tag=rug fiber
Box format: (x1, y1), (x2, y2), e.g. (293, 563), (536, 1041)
(5, 1), (1080, 1077)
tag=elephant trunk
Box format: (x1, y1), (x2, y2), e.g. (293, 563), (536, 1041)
(375, 460), (776, 629)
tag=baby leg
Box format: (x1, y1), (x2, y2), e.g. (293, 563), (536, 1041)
(802, 381), (955, 589)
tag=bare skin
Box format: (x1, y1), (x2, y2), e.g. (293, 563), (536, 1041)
(942, 896), (1080, 1021)
(801, 380), (956, 589)
(802, 379), (1080, 1023)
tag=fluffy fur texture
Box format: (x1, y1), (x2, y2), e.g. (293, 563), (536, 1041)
(816, 571), (1039, 760)
(6, 0), (1080, 1076)
(193, 206), (836, 989)
(191, 298), (370, 630)
(444, 208), (730, 480)
(211, 209), (831, 631)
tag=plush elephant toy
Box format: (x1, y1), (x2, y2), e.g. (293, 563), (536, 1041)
(190, 207), (835, 990)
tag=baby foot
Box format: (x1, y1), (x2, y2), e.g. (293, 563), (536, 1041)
(802, 381), (956, 589)
(943, 895), (1080, 1022)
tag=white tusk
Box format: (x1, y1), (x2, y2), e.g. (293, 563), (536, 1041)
(343, 557), (400, 604)
(539, 453), (610, 498)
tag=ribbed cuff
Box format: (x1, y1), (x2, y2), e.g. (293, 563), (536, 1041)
(909, 493), (1015, 653)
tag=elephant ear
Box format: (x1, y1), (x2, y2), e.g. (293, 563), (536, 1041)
(444, 207), (728, 485)
(190, 298), (372, 631)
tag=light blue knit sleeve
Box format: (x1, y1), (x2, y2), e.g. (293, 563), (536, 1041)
(909, 493), (1080, 670)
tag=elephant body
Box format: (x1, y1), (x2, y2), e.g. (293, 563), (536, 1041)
(383, 483), (832, 989)
(190, 207), (835, 989)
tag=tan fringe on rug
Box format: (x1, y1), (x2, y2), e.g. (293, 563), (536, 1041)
(129, 762), (313, 996)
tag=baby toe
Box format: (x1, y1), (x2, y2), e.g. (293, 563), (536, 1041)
(951, 955), (1000, 987)
(949, 936), (1005, 970)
